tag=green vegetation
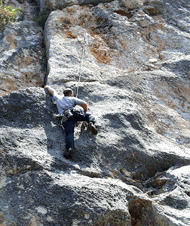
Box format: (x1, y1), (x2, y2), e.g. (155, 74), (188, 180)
(0, 1), (21, 26)
(34, 10), (50, 27)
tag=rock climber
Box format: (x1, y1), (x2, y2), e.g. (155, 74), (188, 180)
(44, 85), (97, 159)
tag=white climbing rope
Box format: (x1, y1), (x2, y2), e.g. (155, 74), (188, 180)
(76, 31), (89, 98)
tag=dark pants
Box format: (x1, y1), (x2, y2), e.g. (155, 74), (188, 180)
(62, 110), (95, 151)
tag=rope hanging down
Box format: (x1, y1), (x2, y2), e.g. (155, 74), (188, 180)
(76, 32), (88, 98)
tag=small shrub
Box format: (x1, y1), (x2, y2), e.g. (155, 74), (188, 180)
(34, 11), (49, 27)
(0, 1), (21, 27)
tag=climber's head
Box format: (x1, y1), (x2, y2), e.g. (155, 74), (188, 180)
(63, 88), (73, 97)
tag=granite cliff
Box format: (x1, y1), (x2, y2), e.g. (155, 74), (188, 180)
(0, 0), (190, 225)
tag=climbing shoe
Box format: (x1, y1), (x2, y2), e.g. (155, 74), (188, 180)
(64, 148), (72, 159)
(64, 147), (76, 159)
(89, 122), (98, 135)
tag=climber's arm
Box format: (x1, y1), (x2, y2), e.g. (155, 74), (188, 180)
(81, 102), (88, 112)
(44, 85), (56, 96)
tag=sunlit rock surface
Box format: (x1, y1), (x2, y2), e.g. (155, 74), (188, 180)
(0, 0), (46, 96)
(0, 0), (190, 225)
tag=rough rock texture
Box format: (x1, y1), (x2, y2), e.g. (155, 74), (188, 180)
(41, 0), (114, 11)
(1, 0), (190, 225)
(0, 0), (46, 96)
(44, 0), (190, 148)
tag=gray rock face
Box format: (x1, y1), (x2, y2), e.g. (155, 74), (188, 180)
(41, 0), (114, 11)
(0, 87), (137, 225)
(0, 0), (190, 225)
(0, 0), (46, 96)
